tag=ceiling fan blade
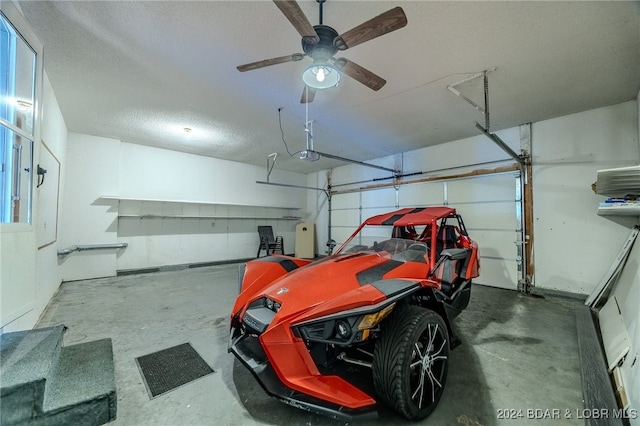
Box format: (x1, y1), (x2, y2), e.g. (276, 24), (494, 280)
(300, 86), (316, 103)
(273, 0), (319, 44)
(333, 7), (407, 51)
(237, 53), (304, 72)
(336, 58), (386, 91)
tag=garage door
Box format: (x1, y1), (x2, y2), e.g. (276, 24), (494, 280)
(330, 171), (523, 290)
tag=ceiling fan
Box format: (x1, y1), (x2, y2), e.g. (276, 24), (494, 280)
(237, 0), (407, 103)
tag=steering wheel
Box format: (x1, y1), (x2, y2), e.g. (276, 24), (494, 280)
(407, 243), (429, 253)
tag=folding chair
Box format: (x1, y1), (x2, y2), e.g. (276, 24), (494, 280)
(257, 226), (284, 257)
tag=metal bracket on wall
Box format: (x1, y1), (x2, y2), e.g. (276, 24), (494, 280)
(475, 123), (526, 166)
(447, 70), (493, 114)
(256, 180), (330, 199)
(448, 68), (528, 166)
(314, 151), (399, 175)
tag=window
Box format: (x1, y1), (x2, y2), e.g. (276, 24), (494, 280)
(1, 10), (37, 224)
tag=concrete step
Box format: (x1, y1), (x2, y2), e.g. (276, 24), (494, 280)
(40, 338), (117, 425)
(0, 326), (116, 426)
(0, 325), (66, 424)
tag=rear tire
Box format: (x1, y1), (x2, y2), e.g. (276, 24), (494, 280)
(372, 305), (449, 420)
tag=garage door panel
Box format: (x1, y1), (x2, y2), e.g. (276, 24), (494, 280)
(455, 203), (518, 230)
(361, 187), (397, 220)
(330, 171), (521, 290)
(361, 206), (396, 219)
(474, 231), (519, 261)
(474, 257), (519, 289)
(331, 227), (356, 246)
(447, 174), (516, 203)
(399, 182), (445, 206)
(331, 208), (361, 228)
(362, 188), (395, 208)
(332, 192), (359, 210)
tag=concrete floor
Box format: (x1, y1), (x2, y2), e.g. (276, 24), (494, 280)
(36, 264), (586, 426)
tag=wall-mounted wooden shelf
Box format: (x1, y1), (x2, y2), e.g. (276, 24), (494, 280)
(98, 196), (304, 221)
(98, 196), (301, 209)
(117, 214), (302, 220)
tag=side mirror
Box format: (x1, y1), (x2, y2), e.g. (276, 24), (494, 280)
(440, 248), (469, 260)
(326, 239), (337, 255)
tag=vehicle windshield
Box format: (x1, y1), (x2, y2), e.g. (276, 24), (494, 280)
(335, 224), (430, 256)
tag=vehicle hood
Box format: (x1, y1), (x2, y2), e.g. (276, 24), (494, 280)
(257, 252), (402, 319)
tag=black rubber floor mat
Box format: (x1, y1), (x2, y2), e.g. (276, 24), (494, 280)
(135, 342), (214, 398)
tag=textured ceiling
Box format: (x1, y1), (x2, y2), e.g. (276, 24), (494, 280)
(16, 0), (640, 174)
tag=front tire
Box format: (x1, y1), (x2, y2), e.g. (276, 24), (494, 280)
(372, 305), (449, 420)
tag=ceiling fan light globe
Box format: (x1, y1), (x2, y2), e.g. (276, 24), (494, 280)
(302, 64), (340, 89)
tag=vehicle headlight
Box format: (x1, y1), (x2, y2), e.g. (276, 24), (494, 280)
(336, 320), (352, 339)
(357, 303), (395, 330)
(262, 297), (281, 313)
(293, 302), (396, 345)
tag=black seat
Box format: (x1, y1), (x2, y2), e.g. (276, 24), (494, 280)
(436, 225), (458, 256)
(257, 226), (283, 257)
(434, 248), (471, 295)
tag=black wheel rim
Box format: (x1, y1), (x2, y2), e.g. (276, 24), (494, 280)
(409, 322), (447, 410)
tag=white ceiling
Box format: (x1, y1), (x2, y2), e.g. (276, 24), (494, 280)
(16, 1), (640, 174)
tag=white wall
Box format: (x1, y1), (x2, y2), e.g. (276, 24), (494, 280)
(116, 143), (305, 270)
(34, 73), (67, 321)
(59, 133), (120, 281)
(60, 137), (307, 279)
(533, 100), (639, 294)
(0, 226), (36, 331)
(1, 73), (68, 332)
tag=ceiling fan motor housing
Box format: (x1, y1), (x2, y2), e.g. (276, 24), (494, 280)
(302, 25), (339, 60)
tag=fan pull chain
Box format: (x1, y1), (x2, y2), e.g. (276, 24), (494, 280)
(305, 86), (313, 151)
